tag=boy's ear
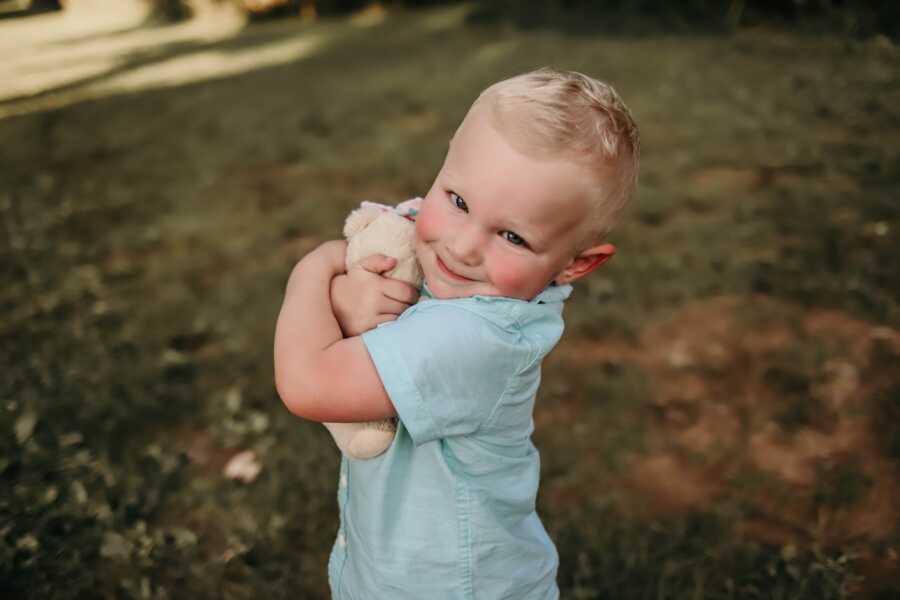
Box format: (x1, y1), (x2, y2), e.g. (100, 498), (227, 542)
(554, 243), (616, 285)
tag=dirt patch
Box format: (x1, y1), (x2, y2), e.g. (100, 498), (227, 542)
(620, 454), (724, 516)
(556, 296), (900, 550)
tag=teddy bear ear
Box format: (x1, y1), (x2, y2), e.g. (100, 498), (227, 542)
(343, 205), (384, 238)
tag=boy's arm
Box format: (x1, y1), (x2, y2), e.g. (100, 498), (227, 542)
(273, 240), (397, 423)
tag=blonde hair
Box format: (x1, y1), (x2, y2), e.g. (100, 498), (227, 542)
(472, 68), (640, 240)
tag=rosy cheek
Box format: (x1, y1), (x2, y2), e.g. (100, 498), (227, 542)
(488, 256), (532, 298)
(415, 204), (441, 243)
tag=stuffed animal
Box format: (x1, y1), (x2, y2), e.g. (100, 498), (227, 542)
(324, 198), (423, 459)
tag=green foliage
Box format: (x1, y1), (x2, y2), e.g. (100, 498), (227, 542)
(146, 0), (900, 36)
(470, 0), (900, 36)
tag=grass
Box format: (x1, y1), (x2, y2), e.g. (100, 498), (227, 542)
(555, 509), (858, 600)
(1, 4), (899, 598)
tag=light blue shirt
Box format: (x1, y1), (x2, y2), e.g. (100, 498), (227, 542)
(328, 284), (572, 600)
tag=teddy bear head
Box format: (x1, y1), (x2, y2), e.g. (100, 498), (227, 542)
(343, 204), (423, 288)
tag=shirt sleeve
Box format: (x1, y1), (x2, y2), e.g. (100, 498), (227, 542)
(361, 304), (523, 446)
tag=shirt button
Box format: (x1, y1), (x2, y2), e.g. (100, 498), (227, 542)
(338, 533), (346, 548)
(340, 473), (347, 488)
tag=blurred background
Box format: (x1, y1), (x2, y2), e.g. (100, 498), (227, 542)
(1, 1), (898, 598)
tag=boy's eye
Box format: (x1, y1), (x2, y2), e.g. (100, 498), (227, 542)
(449, 192), (468, 213)
(501, 231), (527, 247)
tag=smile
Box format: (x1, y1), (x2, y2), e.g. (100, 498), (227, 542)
(436, 254), (474, 282)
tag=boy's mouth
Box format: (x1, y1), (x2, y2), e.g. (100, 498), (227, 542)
(436, 254), (474, 282)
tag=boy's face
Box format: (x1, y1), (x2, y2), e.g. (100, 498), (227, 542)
(415, 105), (615, 301)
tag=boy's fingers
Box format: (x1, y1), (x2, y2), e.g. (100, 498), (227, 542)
(357, 254), (397, 275)
(379, 297), (411, 316)
(382, 281), (420, 305)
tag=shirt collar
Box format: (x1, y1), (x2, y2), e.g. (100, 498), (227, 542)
(532, 283), (573, 304)
(420, 282), (572, 304)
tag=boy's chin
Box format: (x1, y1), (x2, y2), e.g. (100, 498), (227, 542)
(426, 277), (480, 300)
(427, 282), (468, 300)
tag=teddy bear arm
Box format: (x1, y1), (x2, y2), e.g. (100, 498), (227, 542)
(324, 420), (396, 460)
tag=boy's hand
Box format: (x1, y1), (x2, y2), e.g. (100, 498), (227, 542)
(331, 254), (419, 337)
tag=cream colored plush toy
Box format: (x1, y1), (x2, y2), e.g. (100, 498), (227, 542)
(324, 198), (423, 459)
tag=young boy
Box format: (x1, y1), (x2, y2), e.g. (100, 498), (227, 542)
(274, 68), (639, 599)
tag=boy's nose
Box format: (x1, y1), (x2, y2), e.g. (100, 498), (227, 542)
(447, 225), (484, 266)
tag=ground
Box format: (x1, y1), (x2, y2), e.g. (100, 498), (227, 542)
(1, 3), (899, 598)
